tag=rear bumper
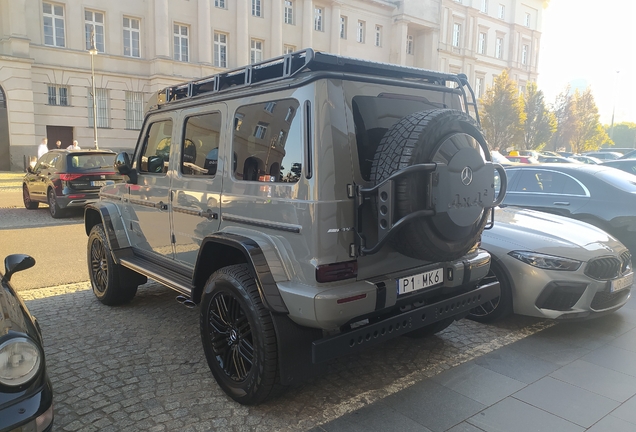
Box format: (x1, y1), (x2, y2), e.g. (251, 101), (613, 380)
(312, 280), (500, 363)
(57, 193), (100, 208)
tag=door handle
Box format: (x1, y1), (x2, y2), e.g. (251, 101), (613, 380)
(553, 202), (570, 206)
(157, 201), (168, 210)
(200, 208), (218, 220)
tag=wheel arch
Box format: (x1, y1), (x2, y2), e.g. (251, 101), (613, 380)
(84, 203), (131, 262)
(488, 252), (517, 310)
(193, 233), (289, 314)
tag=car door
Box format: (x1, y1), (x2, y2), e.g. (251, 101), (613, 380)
(503, 168), (590, 217)
(126, 114), (175, 261)
(170, 105), (225, 268)
(29, 153), (55, 200)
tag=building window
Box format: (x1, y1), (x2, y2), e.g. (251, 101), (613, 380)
(284, 44), (296, 54)
(214, 32), (228, 68)
(480, 0), (488, 13)
(495, 37), (503, 59)
(478, 32), (486, 54)
(43, 2), (65, 47)
(406, 34), (414, 54)
(475, 77), (484, 98)
(173, 24), (189, 62)
(340, 16), (347, 39)
(254, 122), (268, 139)
(284, 1), (294, 25)
(521, 44), (529, 65)
(314, 7), (323, 31)
(264, 102), (276, 113)
(250, 39), (263, 64)
(125, 91), (144, 130)
(357, 21), (365, 43)
(123, 17), (140, 58)
(252, 0), (262, 17)
(47, 85), (69, 106)
(88, 88), (109, 128)
(519, 85), (526, 94)
(452, 23), (461, 47)
(215, 0), (226, 8)
(85, 10), (105, 52)
(525, 13), (531, 27)
(375, 25), (382, 47)
(498, 4), (505, 19)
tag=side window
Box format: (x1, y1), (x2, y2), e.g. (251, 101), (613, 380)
(139, 120), (173, 174)
(562, 176), (586, 195)
(181, 112), (222, 176)
(36, 153), (54, 170)
(514, 170), (544, 192)
(233, 99), (302, 183)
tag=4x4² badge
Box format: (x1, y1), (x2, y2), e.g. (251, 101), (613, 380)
(461, 166), (473, 186)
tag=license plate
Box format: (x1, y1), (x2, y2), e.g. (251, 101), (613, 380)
(91, 180), (113, 187)
(397, 268), (444, 295)
(611, 272), (634, 293)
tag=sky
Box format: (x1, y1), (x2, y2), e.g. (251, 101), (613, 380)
(536, 0), (636, 125)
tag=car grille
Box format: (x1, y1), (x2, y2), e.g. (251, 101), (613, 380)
(591, 289), (631, 311)
(585, 252), (632, 280)
(536, 283), (587, 311)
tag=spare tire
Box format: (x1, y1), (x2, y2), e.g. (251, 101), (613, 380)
(370, 109), (495, 262)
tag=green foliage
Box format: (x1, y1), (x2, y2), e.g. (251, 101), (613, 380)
(548, 86), (575, 153)
(522, 82), (556, 151)
(479, 69), (525, 151)
(569, 88), (610, 153)
(604, 122), (636, 148)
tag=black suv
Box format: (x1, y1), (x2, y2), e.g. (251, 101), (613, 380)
(23, 149), (123, 218)
(84, 49), (506, 404)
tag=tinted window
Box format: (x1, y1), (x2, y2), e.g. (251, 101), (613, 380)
(139, 120), (173, 174)
(233, 99), (302, 183)
(514, 170), (544, 192)
(561, 176), (586, 195)
(182, 112), (222, 176)
(66, 154), (116, 171)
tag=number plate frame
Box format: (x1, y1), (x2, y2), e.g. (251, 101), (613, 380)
(397, 268), (444, 295)
(611, 272), (634, 293)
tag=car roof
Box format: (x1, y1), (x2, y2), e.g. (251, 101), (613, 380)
(505, 163), (613, 175)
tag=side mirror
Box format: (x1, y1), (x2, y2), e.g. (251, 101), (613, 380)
(26, 166), (34, 174)
(115, 151), (137, 184)
(3, 254), (36, 282)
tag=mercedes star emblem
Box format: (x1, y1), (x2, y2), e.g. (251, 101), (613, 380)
(461, 167), (473, 186)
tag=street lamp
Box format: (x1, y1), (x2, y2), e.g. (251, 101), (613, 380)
(88, 29), (99, 150)
(610, 70), (620, 142)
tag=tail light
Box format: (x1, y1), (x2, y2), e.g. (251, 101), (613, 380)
(59, 173), (84, 181)
(316, 260), (358, 283)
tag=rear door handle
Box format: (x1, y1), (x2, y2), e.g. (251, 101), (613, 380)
(157, 201), (168, 210)
(553, 202), (570, 206)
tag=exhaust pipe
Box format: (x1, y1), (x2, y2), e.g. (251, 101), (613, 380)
(176, 295), (197, 309)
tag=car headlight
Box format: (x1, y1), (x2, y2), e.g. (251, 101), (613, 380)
(0, 337), (42, 386)
(508, 251), (582, 271)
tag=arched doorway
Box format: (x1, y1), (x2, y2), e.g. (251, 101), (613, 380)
(0, 86), (9, 171)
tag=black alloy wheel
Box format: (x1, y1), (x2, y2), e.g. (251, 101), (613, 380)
(23, 184), (38, 209)
(467, 259), (512, 323)
(47, 188), (63, 218)
(89, 233), (108, 295)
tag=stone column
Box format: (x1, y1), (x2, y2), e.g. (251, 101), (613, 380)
(154, 0), (170, 58)
(302, 0), (313, 49)
(390, 20), (408, 66)
(271, 0), (283, 57)
(236, 0), (250, 66)
(198, 0), (212, 64)
(330, 1), (341, 54)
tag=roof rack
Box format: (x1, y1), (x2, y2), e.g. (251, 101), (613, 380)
(156, 48), (466, 108)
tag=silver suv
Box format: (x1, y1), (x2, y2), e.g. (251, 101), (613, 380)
(84, 49), (507, 404)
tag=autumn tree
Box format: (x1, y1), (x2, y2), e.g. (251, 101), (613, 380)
(548, 86), (575, 153)
(521, 82), (556, 151)
(569, 88), (610, 153)
(604, 122), (636, 148)
(479, 69), (525, 151)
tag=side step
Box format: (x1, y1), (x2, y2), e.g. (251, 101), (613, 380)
(119, 254), (193, 297)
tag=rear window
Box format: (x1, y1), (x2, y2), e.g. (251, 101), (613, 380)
(67, 154), (116, 171)
(595, 168), (636, 193)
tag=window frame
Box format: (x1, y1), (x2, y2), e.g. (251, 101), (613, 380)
(406, 34), (414, 54)
(252, 0), (262, 17)
(452, 23), (461, 47)
(284, 44), (296, 54)
(250, 39), (263, 64)
(84, 9), (105, 53)
(521, 44), (529, 65)
(214, 32), (228, 68)
(480, 0), (488, 13)
(180, 110), (224, 177)
(42, 2), (66, 48)
(314, 7), (323, 31)
(357, 20), (365, 43)
(125, 91), (144, 130)
(88, 87), (109, 129)
(123, 17), (141, 58)
(47, 85), (70, 106)
(137, 118), (174, 175)
(525, 13), (531, 27)
(498, 4), (505, 19)
(173, 23), (190, 62)
(478, 32), (487, 55)
(340, 16), (347, 39)
(495, 36), (503, 59)
(214, 0), (226, 9)
(284, 0), (294, 25)
(375, 25), (382, 47)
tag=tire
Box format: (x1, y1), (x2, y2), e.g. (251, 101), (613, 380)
(200, 264), (282, 405)
(23, 184), (39, 209)
(47, 188), (65, 219)
(467, 259), (512, 323)
(404, 317), (455, 339)
(87, 223), (139, 305)
(371, 109), (493, 261)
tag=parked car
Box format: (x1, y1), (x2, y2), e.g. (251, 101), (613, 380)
(582, 151), (622, 161)
(84, 49), (505, 404)
(619, 149), (636, 159)
(537, 155), (578, 163)
(505, 155), (538, 164)
(539, 151), (561, 157)
(602, 158), (636, 176)
(23, 149), (124, 218)
(557, 151), (574, 157)
(469, 207), (633, 322)
(502, 164), (636, 251)
(570, 155), (603, 164)
(0, 254), (54, 431)
(508, 150), (540, 159)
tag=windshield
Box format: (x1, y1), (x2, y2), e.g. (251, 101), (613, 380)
(595, 168), (636, 193)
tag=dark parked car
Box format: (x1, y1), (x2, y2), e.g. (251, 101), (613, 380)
(619, 149), (636, 159)
(582, 151), (622, 161)
(537, 155), (578, 163)
(0, 254), (54, 432)
(502, 164), (636, 251)
(23, 149), (123, 218)
(603, 159), (636, 176)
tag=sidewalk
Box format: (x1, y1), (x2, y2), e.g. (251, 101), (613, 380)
(315, 291), (636, 432)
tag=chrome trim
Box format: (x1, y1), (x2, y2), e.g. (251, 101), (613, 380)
(506, 167), (591, 197)
(222, 214), (301, 233)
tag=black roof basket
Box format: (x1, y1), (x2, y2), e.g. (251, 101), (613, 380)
(158, 48), (471, 107)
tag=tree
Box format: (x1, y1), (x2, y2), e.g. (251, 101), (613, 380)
(521, 82), (556, 151)
(548, 86), (575, 153)
(479, 69), (525, 151)
(569, 88), (610, 154)
(604, 122), (636, 148)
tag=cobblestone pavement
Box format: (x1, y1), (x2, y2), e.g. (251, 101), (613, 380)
(21, 282), (552, 432)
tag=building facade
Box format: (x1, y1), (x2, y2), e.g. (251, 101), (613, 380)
(0, 0), (546, 170)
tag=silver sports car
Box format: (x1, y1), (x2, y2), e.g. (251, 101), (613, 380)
(469, 207), (634, 322)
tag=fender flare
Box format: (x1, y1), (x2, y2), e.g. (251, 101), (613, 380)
(195, 232), (289, 314)
(84, 203), (131, 262)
